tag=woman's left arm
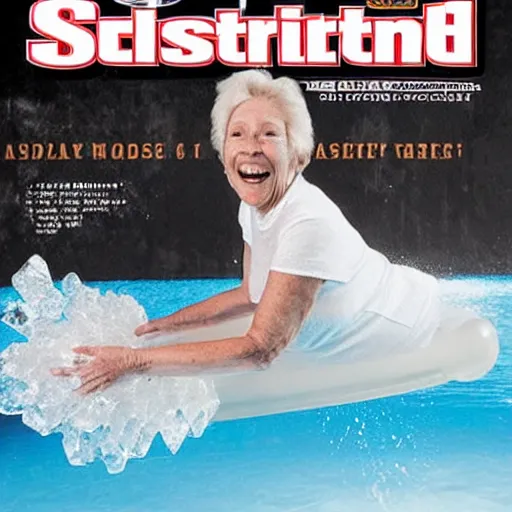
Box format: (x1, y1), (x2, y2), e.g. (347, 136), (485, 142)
(137, 270), (323, 373)
(54, 272), (323, 394)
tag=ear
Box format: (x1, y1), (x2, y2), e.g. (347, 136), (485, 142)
(296, 154), (309, 172)
(288, 152), (302, 173)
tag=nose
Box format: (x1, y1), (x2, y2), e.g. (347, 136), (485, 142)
(242, 134), (263, 155)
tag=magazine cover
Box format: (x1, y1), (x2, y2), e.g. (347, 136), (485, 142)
(0, 1), (510, 511)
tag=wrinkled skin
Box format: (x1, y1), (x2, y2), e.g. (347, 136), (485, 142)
(222, 96), (299, 214)
(51, 346), (137, 395)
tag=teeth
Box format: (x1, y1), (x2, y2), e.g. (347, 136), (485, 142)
(239, 165), (269, 175)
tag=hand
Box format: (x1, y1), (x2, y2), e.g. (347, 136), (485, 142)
(134, 318), (169, 337)
(51, 346), (137, 395)
(134, 321), (159, 336)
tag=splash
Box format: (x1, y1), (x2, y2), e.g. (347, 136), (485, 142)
(0, 255), (219, 474)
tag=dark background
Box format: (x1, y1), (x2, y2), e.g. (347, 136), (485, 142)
(1, 0), (510, 286)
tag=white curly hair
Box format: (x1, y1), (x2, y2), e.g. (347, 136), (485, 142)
(210, 69), (315, 171)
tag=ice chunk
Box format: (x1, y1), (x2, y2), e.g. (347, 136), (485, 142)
(0, 255), (220, 474)
(61, 272), (82, 297)
(1, 301), (35, 338)
(11, 255), (65, 321)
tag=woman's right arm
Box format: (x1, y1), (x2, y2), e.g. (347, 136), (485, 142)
(135, 243), (255, 336)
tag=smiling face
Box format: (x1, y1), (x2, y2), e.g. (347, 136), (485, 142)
(222, 96), (297, 213)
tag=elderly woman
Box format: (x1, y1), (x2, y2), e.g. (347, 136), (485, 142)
(52, 70), (440, 394)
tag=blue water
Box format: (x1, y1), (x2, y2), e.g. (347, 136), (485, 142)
(0, 277), (511, 512)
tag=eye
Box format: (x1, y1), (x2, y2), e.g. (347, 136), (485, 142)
(264, 130), (277, 137)
(230, 130), (241, 137)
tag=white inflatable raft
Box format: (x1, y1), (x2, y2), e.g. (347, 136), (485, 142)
(152, 305), (500, 422)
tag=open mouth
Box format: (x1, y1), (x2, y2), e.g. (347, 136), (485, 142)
(238, 168), (271, 184)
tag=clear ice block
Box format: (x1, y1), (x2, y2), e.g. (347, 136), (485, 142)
(0, 255), (220, 474)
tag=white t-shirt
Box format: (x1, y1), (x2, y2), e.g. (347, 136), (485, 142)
(238, 173), (440, 361)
